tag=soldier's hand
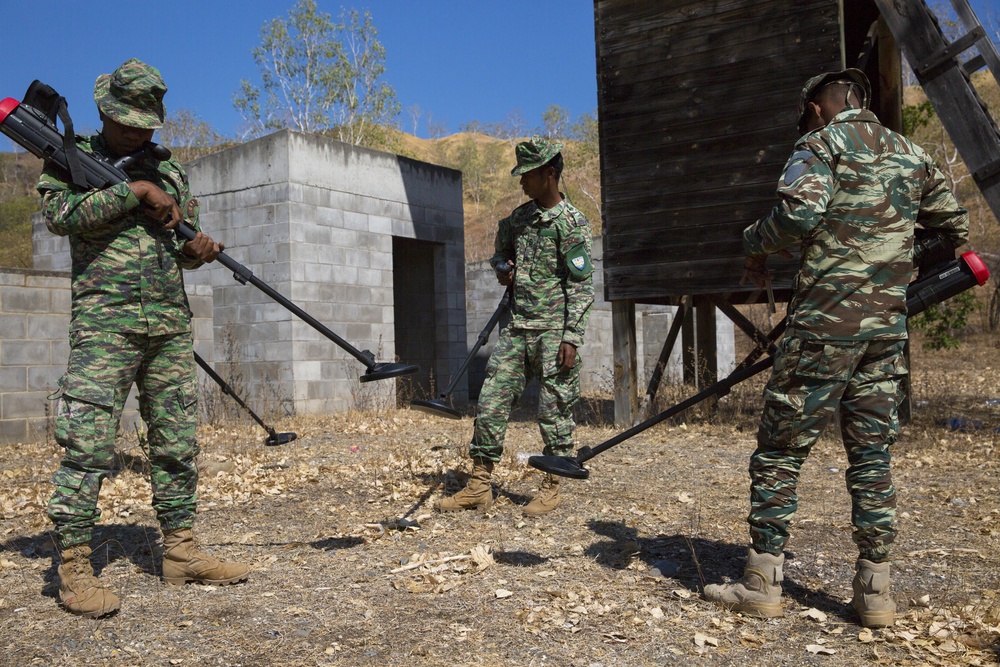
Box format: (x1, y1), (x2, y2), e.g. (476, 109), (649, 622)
(741, 254), (769, 289)
(182, 231), (225, 263)
(129, 180), (182, 230)
(741, 250), (791, 289)
(496, 260), (515, 286)
(557, 342), (577, 371)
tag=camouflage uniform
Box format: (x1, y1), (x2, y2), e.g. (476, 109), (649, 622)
(743, 106), (969, 562)
(470, 138), (594, 463)
(41, 60), (207, 550)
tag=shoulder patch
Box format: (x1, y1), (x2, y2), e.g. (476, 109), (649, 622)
(783, 149), (815, 186)
(565, 240), (593, 280)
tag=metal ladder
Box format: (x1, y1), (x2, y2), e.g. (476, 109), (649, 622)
(875, 0), (1000, 219)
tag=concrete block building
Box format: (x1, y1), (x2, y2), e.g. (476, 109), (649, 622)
(23, 129), (467, 426)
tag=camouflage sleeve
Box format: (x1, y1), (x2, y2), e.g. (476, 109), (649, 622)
(916, 159), (969, 249)
(743, 143), (834, 256)
(160, 160), (205, 271)
(489, 214), (515, 271)
(38, 171), (140, 237)
(559, 215), (594, 348)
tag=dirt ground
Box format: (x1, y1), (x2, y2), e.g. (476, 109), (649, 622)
(2, 331), (1000, 667)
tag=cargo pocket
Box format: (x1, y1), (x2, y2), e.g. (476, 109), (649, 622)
(59, 372), (115, 407)
(56, 372), (116, 452)
(51, 466), (87, 493)
(794, 340), (858, 381)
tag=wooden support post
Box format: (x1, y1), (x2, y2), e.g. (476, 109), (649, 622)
(682, 303), (695, 385)
(612, 299), (638, 427)
(694, 296), (718, 390)
(877, 17), (903, 133)
(636, 296), (691, 422)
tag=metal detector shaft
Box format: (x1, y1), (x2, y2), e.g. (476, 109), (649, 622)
(174, 222), (378, 371)
(193, 351), (296, 445)
(438, 286), (511, 399)
(576, 356), (774, 465)
(194, 351), (271, 434)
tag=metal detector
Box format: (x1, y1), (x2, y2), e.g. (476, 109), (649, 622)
(0, 90), (418, 384)
(530, 251), (991, 479)
(410, 264), (513, 418)
(194, 352), (297, 446)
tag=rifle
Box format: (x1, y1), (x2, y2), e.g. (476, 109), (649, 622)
(0, 83), (417, 383)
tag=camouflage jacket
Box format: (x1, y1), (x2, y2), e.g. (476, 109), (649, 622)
(490, 197), (594, 347)
(744, 108), (969, 341)
(37, 133), (204, 335)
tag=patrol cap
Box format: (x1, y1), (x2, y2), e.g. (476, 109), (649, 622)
(797, 68), (870, 129)
(511, 135), (563, 176)
(94, 58), (167, 129)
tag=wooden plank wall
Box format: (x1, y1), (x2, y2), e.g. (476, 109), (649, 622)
(596, 0), (844, 302)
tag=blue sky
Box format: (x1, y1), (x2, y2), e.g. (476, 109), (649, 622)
(0, 0), (998, 143)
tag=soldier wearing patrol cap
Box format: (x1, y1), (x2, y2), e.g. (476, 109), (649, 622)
(39, 58), (248, 618)
(703, 68), (969, 627)
(437, 135), (594, 516)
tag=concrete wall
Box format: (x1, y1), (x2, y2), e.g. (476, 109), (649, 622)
(464, 236), (735, 401)
(0, 263), (214, 444)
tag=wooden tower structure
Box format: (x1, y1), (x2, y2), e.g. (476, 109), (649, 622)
(595, 0), (1000, 423)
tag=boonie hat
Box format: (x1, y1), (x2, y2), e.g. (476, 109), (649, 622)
(797, 68), (870, 131)
(511, 135), (563, 176)
(94, 58), (167, 129)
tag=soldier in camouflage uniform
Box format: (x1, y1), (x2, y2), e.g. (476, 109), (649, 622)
(39, 59), (248, 618)
(437, 136), (594, 516)
(704, 69), (968, 627)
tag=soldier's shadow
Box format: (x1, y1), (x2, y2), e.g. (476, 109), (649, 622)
(586, 519), (847, 619)
(1, 525), (161, 600)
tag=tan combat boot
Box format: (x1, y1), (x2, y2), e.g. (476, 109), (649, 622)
(852, 559), (895, 628)
(57, 544), (121, 618)
(523, 474), (562, 516)
(703, 549), (784, 618)
(161, 529), (249, 586)
(436, 459), (494, 511)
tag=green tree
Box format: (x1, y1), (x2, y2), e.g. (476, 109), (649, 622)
(910, 290), (982, 350)
(542, 105), (570, 139)
(159, 109), (224, 163)
(234, 1), (399, 149)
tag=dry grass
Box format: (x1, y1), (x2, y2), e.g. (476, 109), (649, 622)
(3, 332), (1000, 666)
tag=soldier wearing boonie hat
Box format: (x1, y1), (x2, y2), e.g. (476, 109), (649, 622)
(703, 66), (968, 629)
(38, 58), (248, 619)
(511, 135), (564, 175)
(437, 134), (594, 517)
(94, 57), (167, 129)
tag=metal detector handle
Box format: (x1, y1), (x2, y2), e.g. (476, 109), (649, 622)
(173, 221), (378, 369)
(436, 286), (511, 399)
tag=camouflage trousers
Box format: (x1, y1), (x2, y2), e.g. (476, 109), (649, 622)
(748, 335), (906, 562)
(470, 327), (581, 462)
(47, 330), (200, 549)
